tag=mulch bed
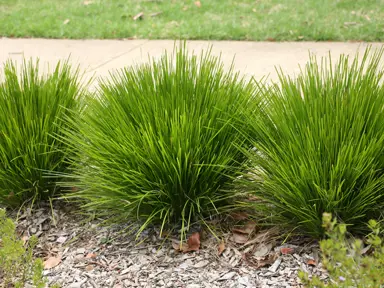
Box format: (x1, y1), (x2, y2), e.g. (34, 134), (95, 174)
(12, 202), (328, 288)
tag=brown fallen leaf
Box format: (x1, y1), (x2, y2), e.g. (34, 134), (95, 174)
(172, 232), (201, 253)
(83, 0), (93, 5)
(187, 232), (200, 251)
(242, 252), (277, 269)
(218, 241), (226, 256)
(133, 12), (144, 21)
(172, 240), (182, 251)
(280, 247), (294, 255)
(85, 265), (94, 271)
(231, 232), (248, 244)
(230, 211), (249, 221)
(307, 259), (317, 266)
(194, 1), (201, 8)
(63, 19), (70, 25)
(44, 255), (62, 269)
(232, 221), (257, 235)
(257, 253), (278, 268)
(85, 253), (97, 259)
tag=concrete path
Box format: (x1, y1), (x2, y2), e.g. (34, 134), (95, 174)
(0, 38), (383, 82)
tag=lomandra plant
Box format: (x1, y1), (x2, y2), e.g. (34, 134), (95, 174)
(65, 47), (258, 236)
(0, 60), (83, 207)
(242, 48), (384, 237)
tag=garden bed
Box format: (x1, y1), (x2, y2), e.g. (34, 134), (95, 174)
(15, 201), (325, 288)
(1, 45), (384, 287)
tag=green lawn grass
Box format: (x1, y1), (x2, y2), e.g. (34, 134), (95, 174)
(0, 0), (383, 41)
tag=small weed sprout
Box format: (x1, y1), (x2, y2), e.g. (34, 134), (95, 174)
(300, 213), (384, 287)
(0, 209), (46, 288)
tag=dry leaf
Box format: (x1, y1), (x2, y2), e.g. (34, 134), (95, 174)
(85, 265), (94, 271)
(307, 259), (317, 266)
(172, 241), (182, 251)
(230, 211), (249, 220)
(231, 232), (248, 244)
(242, 251), (277, 269)
(218, 241), (226, 255)
(63, 19), (70, 25)
(256, 253), (278, 268)
(243, 228), (278, 247)
(253, 243), (271, 258)
(194, 1), (201, 8)
(186, 232), (200, 251)
(172, 232), (201, 253)
(83, 0), (93, 5)
(172, 240), (191, 252)
(133, 12), (144, 21)
(85, 253), (97, 259)
(280, 247), (294, 255)
(232, 221), (257, 235)
(182, 6), (188, 11)
(44, 255), (62, 269)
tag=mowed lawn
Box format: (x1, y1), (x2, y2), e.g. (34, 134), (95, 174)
(0, 0), (383, 41)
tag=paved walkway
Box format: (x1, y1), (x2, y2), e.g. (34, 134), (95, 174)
(0, 38), (382, 82)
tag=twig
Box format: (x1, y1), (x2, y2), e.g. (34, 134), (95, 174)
(150, 12), (162, 17)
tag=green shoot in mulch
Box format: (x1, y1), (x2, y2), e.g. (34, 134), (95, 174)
(242, 47), (384, 237)
(0, 60), (84, 207)
(300, 213), (384, 287)
(0, 209), (46, 288)
(64, 46), (258, 238)
(0, 0), (383, 41)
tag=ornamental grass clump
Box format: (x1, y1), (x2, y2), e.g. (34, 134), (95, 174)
(0, 60), (83, 207)
(65, 47), (257, 235)
(242, 48), (384, 237)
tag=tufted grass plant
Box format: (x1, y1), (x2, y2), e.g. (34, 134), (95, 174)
(64, 47), (258, 237)
(242, 47), (384, 237)
(0, 60), (83, 207)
